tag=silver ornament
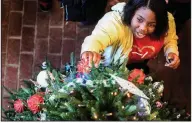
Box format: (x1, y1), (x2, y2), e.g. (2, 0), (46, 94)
(137, 97), (151, 116)
(152, 82), (164, 94)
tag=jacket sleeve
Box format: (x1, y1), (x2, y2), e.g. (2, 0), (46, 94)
(164, 12), (179, 56)
(81, 12), (122, 54)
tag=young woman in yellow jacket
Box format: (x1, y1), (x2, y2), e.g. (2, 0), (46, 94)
(80, 0), (180, 72)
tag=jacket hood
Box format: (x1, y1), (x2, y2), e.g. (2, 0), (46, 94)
(111, 2), (126, 14)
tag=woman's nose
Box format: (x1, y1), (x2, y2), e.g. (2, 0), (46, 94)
(139, 24), (147, 34)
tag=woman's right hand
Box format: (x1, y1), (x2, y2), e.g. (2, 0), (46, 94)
(81, 51), (101, 68)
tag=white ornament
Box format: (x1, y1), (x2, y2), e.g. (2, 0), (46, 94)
(76, 78), (84, 84)
(177, 114), (181, 119)
(66, 82), (76, 88)
(40, 112), (46, 121)
(148, 88), (152, 92)
(86, 80), (94, 87)
(111, 80), (116, 85)
(103, 80), (110, 87)
(145, 76), (153, 82)
(153, 82), (164, 94)
(58, 88), (67, 93)
(49, 95), (56, 102)
(37, 70), (49, 88)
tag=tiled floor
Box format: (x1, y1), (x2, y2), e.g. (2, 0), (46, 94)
(2, 0), (95, 102)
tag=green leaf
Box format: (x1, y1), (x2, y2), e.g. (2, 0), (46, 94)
(125, 105), (137, 115)
(2, 85), (15, 99)
(55, 93), (69, 99)
(70, 52), (76, 67)
(148, 111), (159, 120)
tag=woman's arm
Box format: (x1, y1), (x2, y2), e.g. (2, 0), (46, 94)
(164, 12), (180, 69)
(164, 12), (179, 57)
(81, 11), (122, 55)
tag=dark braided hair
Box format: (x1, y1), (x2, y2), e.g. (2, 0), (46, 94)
(123, 0), (168, 39)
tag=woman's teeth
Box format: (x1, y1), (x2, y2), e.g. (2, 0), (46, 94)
(136, 32), (145, 38)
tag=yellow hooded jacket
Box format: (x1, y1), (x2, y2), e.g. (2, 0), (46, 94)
(81, 8), (178, 59)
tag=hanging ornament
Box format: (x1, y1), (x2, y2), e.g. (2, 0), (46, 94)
(103, 80), (110, 87)
(176, 114), (181, 119)
(65, 63), (71, 72)
(49, 94), (56, 104)
(76, 72), (91, 86)
(144, 76), (153, 82)
(76, 73), (86, 85)
(156, 101), (163, 108)
(86, 80), (94, 87)
(41, 61), (47, 70)
(136, 97), (151, 117)
(76, 78), (84, 83)
(58, 88), (68, 93)
(148, 88), (153, 96)
(152, 82), (164, 94)
(37, 70), (49, 88)
(40, 112), (46, 121)
(66, 82), (76, 89)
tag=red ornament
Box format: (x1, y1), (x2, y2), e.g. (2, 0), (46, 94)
(77, 59), (90, 73)
(27, 94), (44, 114)
(128, 69), (146, 84)
(14, 99), (24, 113)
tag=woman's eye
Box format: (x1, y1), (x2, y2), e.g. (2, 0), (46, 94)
(148, 24), (156, 28)
(137, 18), (143, 23)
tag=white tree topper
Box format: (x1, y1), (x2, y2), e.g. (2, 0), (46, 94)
(110, 74), (149, 100)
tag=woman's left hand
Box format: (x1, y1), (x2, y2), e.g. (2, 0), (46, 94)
(165, 52), (180, 69)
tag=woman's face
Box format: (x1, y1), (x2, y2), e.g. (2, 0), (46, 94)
(131, 7), (156, 38)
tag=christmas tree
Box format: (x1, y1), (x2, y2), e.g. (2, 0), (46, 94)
(2, 53), (191, 121)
